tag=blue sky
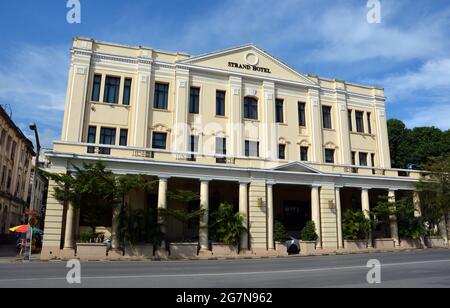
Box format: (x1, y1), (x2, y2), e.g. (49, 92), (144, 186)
(0, 0), (449, 149)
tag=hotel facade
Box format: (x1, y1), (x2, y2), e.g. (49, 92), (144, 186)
(41, 37), (442, 259)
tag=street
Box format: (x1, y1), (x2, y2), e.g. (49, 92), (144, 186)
(0, 249), (449, 288)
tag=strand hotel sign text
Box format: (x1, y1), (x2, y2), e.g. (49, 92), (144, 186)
(228, 62), (272, 74)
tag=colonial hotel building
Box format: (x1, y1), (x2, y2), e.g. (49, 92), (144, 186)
(41, 37), (433, 259)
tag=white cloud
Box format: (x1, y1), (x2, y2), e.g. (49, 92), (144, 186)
(382, 58), (450, 101)
(0, 44), (70, 147)
(404, 104), (450, 130)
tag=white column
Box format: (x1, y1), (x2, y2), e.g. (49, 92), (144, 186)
(388, 190), (399, 246)
(361, 188), (371, 248)
(413, 191), (422, 218)
(239, 182), (249, 251)
(157, 177), (169, 247)
(267, 183), (275, 250)
(199, 180), (210, 251)
(439, 217), (449, 245)
(63, 203), (75, 250)
(111, 205), (121, 250)
(361, 188), (370, 219)
(335, 187), (343, 249)
(311, 185), (322, 248)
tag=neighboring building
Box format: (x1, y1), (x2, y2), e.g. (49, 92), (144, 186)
(29, 156), (49, 228)
(41, 37), (446, 259)
(0, 105), (35, 236)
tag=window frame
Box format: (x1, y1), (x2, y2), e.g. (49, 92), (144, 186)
(216, 137), (227, 163)
(300, 146), (308, 162)
(103, 76), (121, 104)
(348, 109), (353, 132)
(359, 152), (368, 167)
(322, 106), (332, 129)
(367, 112), (372, 134)
(123, 78), (132, 106)
(152, 132), (168, 150)
(154, 83), (169, 110)
(244, 97), (258, 120)
(91, 74), (102, 102)
(324, 149), (335, 164)
(189, 87), (200, 114)
(355, 111), (365, 133)
(245, 140), (260, 158)
(216, 90), (226, 117)
(99, 127), (116, 155)
(275, 99), (284, 123)
(87, 126), (97, 154)
(119, 129), (128, 147)
(298, 102), (306, 127)
(278, 144), (286, 160)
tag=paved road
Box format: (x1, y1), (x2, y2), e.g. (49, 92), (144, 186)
(0, 250), (449, 288)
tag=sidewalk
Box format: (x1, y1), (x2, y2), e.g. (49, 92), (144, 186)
(0, 244), (19, 263)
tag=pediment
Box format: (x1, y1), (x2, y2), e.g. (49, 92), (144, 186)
(273, 161), (321, 173)
(178, 44), (317, 86)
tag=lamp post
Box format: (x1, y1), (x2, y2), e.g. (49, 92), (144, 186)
(25, 123), (40, 261)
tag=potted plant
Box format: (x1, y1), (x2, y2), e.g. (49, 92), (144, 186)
(209, 203), (246, 256)
(274, 221), (289, 256)
(396, 197), (426, 249)
(76, 231), (108, 260)
(120, 207), (164, 258)
(370, 198), (396, 249)
(159, 189), (204, 259)
(425, 228), (447, 248)
(342, 209), (370, 250)
(300, 221), (318, 255)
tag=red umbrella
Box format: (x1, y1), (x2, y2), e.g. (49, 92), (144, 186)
(9, 225), (42, 234)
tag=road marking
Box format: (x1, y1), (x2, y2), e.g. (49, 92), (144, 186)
(0, 259), (449, 283)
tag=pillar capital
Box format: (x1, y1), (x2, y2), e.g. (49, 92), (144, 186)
(267, 180), (276, 187)
(199, 178), (213, 183)
(158, 176), (171, 182)
(239, 180), (251, 185)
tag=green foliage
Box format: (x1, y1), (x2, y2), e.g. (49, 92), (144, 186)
(79, 231), (104, 243)
(274, 221), (289, 243)
(342, 209), (370, 240)
(300, 221), (318, 242)
(159, 189), (203, 242)
(417, 156), (450, 232)
(118, 207), (164, 247)
(210, 203), (246, 245)
(370, 196), (397, 238)
(167, 189), (200, 204)
(159, 208), (205, 226)
(40, 162), (157, 235)
(387, 119), (450, 169)
(395, 197), (426, 240)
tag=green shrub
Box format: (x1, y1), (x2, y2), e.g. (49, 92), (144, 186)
(300, 221), (319, 241)
(80, 231), (95, 243)
(119, 207), (165, 247)
(210, 203), (246, 245)
(274, 221), (289, 243)
(342, 209), (370, 240)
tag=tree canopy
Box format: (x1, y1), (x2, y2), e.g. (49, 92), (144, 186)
(387, 119), (450, 169)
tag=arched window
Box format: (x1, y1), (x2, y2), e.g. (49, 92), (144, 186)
(244, 97), (258, 120)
